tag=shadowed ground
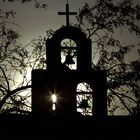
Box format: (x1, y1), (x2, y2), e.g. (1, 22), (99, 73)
(0, 114), (139, 139)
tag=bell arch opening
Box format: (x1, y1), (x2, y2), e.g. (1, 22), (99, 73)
(60, 38), (77, 70)
(76, 82), (93, 116)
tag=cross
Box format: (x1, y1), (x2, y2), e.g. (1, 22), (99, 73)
(58, 2), (77, 26)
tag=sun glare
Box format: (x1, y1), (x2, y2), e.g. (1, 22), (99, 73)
(52, 103), (56, 111)
(51, 94), (57, 111)
(52, 94), (57, 102)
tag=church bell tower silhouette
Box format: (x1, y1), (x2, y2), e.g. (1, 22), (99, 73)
(32, 2), (107, 119)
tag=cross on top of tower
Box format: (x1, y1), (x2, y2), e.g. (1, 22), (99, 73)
(58, 2), (77, 26)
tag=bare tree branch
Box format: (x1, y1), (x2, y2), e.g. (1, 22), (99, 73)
(0, 66), (10, 91)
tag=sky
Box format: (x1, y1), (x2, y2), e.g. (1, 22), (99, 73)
(0, 0), (94, 46)
(0, 0), (139, 61)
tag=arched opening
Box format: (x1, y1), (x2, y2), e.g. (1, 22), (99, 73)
(76, 82), (93, 116)
(61, 38), (77, 70)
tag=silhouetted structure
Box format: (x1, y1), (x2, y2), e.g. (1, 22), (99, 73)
(0, 3), (139, 139)
(32, 3), (107, 124)
(58, 2), (77, 26)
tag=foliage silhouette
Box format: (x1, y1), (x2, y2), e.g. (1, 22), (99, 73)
(0, 0), (48, 9)
(76, 0), (140, 115)
(0, 9), (46, 114)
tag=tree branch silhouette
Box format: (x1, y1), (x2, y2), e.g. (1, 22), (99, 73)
(0, 0), (140, 115)
(77, 0), (140, 115)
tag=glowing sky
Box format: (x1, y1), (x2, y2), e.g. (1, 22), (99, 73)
(0, 0), (94, 46)
(0, 0), (140, 60)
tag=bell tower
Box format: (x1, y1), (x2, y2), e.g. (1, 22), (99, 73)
(32, 3), (107, 119)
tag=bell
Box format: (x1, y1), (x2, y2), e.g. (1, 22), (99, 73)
(78, 99), (90, 110)
(63, 54), (75, 65)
